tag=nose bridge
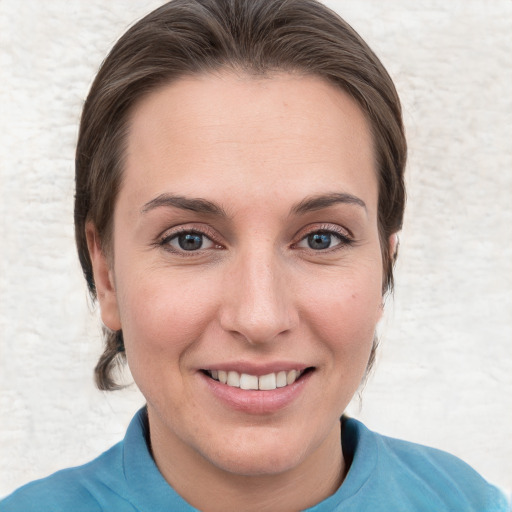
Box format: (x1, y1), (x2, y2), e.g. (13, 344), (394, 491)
(220, 244), (296, 344)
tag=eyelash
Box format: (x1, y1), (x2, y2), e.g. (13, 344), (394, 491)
(293, 225), (354, 252)
(157, 224), (354, 255)
(158, 226), (223, 256)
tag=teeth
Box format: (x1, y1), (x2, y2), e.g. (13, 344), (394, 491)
(286, 369), (298, 385)
(240, 373), (259, 390)
(258, 373), (276, 390)
(227, 371), (240, 387)
(207, 369), (305, 390)
(276, 371), (287, 388)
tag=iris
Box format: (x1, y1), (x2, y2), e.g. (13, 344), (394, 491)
(178, 233), (203, 251)
(308, 232), (332, 250)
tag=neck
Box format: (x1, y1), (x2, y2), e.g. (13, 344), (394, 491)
(148, 411), (346, 512)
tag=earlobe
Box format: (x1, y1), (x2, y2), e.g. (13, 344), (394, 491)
(85, 223), (122, 331)
(389, 232), (399, 262)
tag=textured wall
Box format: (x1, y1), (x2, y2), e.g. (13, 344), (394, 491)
(1, 0), (511, 498)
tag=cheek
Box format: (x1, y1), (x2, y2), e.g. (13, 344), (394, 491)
(302, 266), (382, 361)
(115, 269), (220, 365)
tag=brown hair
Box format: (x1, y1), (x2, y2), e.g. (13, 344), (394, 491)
(75, 0), (407, 390)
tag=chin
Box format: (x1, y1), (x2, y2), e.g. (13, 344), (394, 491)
(200, 426), (314, 477)
(211, 446), (304, 477)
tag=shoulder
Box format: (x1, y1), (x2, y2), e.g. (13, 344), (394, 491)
(0, 407), (193, 512)
(0, 442), (133, 512)
(342, 418), (509, 512)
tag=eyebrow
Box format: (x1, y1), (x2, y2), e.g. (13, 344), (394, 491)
(141, 191), (366, 217)
(141, 193), (228, 216)
(291, 192), (367, 215)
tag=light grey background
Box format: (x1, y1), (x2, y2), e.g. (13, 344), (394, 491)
(1, 0), (511, 497)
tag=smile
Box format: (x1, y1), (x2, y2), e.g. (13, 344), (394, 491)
(203, 369), (311, 390)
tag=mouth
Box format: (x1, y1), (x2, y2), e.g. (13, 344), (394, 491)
(201, 368), (314, 391)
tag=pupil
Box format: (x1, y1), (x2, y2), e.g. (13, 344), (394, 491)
(178, 233), (202, 251)
(308, 232), (331, 250)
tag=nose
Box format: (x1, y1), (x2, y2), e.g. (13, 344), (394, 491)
(219, 248), (298, 345)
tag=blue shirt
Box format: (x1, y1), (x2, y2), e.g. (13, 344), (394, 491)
(1, 407), (508, 511)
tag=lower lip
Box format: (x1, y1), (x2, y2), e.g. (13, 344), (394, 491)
(199, 371), (313, 415)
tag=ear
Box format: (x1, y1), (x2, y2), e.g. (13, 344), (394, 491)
(85, 222), (122, 331)
(388, 232), (399, 262)
(379, 232), (400, 309)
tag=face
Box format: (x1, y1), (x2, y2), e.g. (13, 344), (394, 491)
(89, 72), (385, 480)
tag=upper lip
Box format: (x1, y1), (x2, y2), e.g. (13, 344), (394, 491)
(199, 361), (312, 376)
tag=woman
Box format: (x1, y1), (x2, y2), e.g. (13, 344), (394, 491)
(1, 0), (508, 510)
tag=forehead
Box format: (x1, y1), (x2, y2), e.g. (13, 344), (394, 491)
(122, 71), (377, 216)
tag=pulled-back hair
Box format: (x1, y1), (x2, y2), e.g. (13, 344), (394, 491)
(75, 0), (406, 390)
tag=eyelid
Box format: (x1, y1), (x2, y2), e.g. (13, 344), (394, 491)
(155, 222), (353, 254)
(292, 223), (354, 250)
(293, 223), (353, 242)
(157, 224), (224, 253)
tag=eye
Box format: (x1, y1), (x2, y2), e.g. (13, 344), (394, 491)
(165, 231), (215, 252)
(296, 230), (350, 251)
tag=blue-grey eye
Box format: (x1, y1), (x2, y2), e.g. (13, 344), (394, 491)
(179, 233), (203, 250)
(296, 231), (343, 250)
(168, 232), (214, 251)
(308, 232), (332, 250)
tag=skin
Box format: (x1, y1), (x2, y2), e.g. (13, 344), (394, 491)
(88, 71), (390, 511)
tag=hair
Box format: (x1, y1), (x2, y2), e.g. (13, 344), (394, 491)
(74, 0), (407, 390)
